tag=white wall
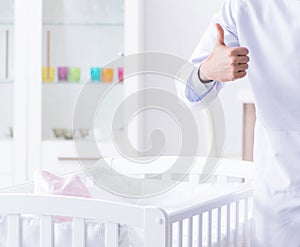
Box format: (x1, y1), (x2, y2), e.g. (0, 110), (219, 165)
(141, 0), (251, 158)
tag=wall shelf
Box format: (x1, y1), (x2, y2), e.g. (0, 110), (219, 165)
(0, 23), (14, 26)
(42, 82), (123, 86)
(0, 138), (12, 143)
(0, 80), (13, 84)
(43, 23), (123, 27)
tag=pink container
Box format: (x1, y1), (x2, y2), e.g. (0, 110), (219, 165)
(58, 67), (68, 81)
(118, 67), (124, 82)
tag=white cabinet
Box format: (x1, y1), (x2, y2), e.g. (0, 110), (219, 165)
(0, 0), (14, 187)
(1, 0), (144, 183)
(39, 0), (125, 176)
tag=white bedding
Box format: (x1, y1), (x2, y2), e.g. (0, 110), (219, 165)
(0, 216), (129, 247)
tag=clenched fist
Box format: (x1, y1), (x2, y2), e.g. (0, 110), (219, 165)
(200, 23), (249, 82)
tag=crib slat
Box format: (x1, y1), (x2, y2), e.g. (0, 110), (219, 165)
(178, 220), (183, 247)
(235, 201), (240, 247)
(208, 211), (212, 247)
(7, 214), (20, 247)
(244, 198), (249, 247)
(105, 222), (118, 247)
(188, 217), (193, 247)
(73, 218), (86, 247)
(197, 214), (202, 247)
(217, 207), (221, 247)
(227, 204), (231, 247)
(169, 223), (173, 247)
(40, 216), (53, 247)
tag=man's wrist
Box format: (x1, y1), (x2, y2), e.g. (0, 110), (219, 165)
(198, 66), (213, 84)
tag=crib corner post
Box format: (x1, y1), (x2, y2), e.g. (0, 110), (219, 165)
(144, 207), (168, 247)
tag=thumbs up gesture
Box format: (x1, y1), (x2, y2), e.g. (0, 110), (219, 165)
(200, 24), (249, 82)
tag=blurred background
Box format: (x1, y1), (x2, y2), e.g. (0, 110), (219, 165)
(0, 0), (254, 187)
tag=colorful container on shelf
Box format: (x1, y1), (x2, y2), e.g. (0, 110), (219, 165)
(42, 67), (55, 82)
(68, 67), (81, 82)
(90, 67), (101, 82)
(57, 67), (68, 81)
(42, 66), (124, 83)
(118, 67), (124, 82)
(102, 68), (114, 83)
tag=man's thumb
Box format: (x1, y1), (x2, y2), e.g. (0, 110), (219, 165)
(216, 23), (225, 46)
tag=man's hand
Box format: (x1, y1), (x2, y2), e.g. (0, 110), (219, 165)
(200, 23), (250, 82)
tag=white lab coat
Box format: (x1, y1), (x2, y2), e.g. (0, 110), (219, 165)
(178, 0), (300, 246)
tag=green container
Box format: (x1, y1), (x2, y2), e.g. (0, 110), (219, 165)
(68, 67), (81, 82)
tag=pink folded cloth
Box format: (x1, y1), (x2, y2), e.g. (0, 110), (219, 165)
(33, 170), (92, 222)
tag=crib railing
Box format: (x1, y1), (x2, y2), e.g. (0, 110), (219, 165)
(0, 194), (149, 247)
(167, 186), (253, 247)
(0, 165), (253, 247)
(0, 188), (253, 247)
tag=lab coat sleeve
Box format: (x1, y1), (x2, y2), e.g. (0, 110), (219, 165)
(176, 0), (240, 108)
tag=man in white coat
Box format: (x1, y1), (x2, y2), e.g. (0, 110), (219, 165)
(180, 0), (300, 246)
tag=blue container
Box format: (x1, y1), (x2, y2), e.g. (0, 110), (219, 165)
(90, 67), (101, 82)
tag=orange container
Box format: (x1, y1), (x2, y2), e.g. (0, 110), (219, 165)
(102, 68), (114, 83)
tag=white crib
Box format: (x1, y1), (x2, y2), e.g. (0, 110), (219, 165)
(0, 157), (254, 247)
